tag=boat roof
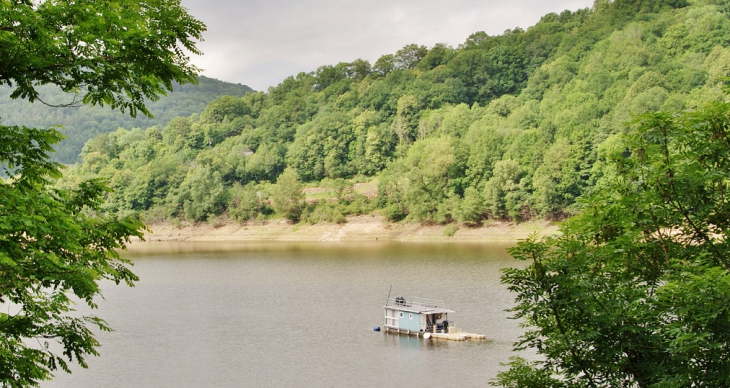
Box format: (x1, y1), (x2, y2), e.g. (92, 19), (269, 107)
(383, 305), (454, 314)
(384, 296), (455, 314)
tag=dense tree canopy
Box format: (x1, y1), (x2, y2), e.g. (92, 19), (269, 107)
(496, 98), (730, 388)
(0, 0), (205, 385)
(59, 0), (730, 228)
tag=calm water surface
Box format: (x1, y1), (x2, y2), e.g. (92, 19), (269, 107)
(46, 241), (529, 387)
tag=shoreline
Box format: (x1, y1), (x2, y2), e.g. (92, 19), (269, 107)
(132, 215), (560, 245)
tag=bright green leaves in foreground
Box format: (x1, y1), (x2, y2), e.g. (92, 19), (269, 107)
(1, 125), (145, 386)
(1, 0), (204, 385)
(0, 125), (63, 186)
(0, 0), (205, 118)
(497, 101), (730, 387)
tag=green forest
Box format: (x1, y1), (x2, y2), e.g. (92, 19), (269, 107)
(58, 0), (730, 227)
(4, 0), (730, 385)
(0, 76), (252, 163)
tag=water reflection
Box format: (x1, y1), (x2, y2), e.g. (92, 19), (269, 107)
(123, 240), (517, 257)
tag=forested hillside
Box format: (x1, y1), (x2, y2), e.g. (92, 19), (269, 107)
(0, 76), (253, 163)
(60, 0), (730, 226)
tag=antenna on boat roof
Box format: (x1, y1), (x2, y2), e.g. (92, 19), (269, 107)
(386, 284), (392, 305)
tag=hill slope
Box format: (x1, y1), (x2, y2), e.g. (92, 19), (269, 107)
(0, 76), (253, 163)
(59, 0), (730, 226)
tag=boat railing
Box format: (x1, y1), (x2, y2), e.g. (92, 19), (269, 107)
(386, 296), (447, 309)
(429, 320), (460, 332)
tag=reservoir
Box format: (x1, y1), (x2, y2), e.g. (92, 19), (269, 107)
(46, 241), (529, 387)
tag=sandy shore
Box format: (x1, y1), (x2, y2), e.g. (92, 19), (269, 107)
(133, 215), (560, 245)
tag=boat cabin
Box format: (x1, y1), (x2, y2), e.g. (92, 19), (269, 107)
(383, 296), (454, 335)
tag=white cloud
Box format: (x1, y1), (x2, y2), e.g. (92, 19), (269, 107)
(181, 0), (595, 91)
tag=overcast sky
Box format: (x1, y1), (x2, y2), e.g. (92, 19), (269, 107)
(179, 0), (595, 91)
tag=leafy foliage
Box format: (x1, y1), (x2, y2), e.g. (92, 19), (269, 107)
(496, 100), (730, 387)
(0, 0), (204, 117)
(0, 77), (253, 163)
(0, 124), (146, 386)
(0, 0), (204, 385)
(271, 168), (304, 222)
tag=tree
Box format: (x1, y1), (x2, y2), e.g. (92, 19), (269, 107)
(484, 159), (526, 220)
(392, 95), (420, 145)
(179, 165), (227, 222)
(531, 139), (572, 218)
(270, 168), (304, 222)
(373, 54), (396, 77)
(394, 43), (428, 70)
(0, 0), (205, 385)
(401, 137), (459, 221)
(455, 186), (485, 225)
(228, 182), (267, 222)
(0, 0), (205, 117)
(496, 101), (730, 387)
(199, 96), (250, 124)
(286, 109), (353, 181)
(246, 142), (285, 183)
(416, 43), (454, 71)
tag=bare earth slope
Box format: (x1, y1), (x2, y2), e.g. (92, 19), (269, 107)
(138, 215), (559, 244)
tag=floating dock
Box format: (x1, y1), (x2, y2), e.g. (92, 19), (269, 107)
(430, 331), (487, 341)
(384, 326), (486, 341)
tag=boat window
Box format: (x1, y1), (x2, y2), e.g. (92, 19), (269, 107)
(399, 312), (403, 318)
(409, 313), (413, 320)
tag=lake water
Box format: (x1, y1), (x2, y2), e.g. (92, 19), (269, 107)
(45, 241), (530, 387)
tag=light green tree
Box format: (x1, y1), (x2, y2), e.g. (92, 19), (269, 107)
(455, 186), (485, 225)
(246, 143), (285, 182)
(362, 123), (395, 175)
(270, 168), (304, 222)
(228, 183), (267, 222)
(402, 136), (458, 221)
(393, 95), (420, 144)
(484, 159), (525, 220)
(531, 138), (571, 218)
(179, 165), (227, 222)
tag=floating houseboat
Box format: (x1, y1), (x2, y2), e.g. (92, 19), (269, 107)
(382, 296), (486, 341)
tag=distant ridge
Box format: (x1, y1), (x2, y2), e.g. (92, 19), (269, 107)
(0, 76), (254, 163)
